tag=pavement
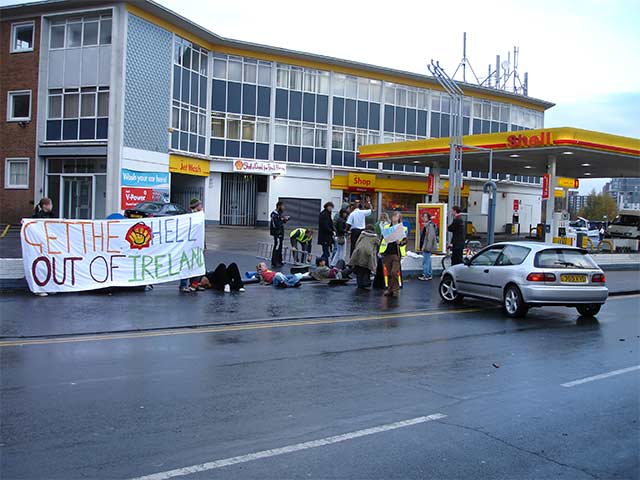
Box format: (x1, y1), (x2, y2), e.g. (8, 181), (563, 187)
(1, 293), (638, 479)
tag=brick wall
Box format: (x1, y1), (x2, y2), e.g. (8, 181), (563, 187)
(0, 17), (40, 224)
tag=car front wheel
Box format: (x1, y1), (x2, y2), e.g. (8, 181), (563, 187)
(503, 285), (528, 318)
(576, 304), (602, 317)
(439, 275), (463, 304)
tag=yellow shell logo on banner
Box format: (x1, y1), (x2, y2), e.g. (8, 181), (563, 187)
(125, 222), (153, 250)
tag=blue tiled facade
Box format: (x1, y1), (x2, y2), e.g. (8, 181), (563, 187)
(123, 14), (172, 152)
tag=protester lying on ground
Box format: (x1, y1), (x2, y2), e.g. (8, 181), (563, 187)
(256, 262), (303, 288)
(199, 263), (245, 293)
(309, 257), (351, 282)
(347, 224), (380, 289)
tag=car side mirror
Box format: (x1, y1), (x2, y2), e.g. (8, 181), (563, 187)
(463, 258), (471, 266)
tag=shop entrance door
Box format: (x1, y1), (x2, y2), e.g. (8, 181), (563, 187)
(62, 176), (93, 219)
(220, 173), (257, 226)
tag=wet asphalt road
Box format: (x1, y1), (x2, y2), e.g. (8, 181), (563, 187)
(1, 294), (639, 479)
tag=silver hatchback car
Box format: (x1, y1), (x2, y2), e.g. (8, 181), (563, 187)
(439, 242), (608, 318)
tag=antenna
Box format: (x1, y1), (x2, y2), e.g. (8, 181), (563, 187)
(447, 35), (530, 96)
(451, 32), (480, 84)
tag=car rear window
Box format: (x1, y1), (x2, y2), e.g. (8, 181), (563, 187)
(534, 249), (598, 269)
(135, 202), (161, 212)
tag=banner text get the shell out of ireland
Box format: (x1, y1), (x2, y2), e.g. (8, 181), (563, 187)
(21, 212), (205, 293)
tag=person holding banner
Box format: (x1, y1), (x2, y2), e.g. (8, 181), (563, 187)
(381, 212), (406, 297)
(180, 198), (205, 292)
(33, 198), (55, 219)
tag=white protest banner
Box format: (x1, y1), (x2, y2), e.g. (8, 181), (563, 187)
(21, 212), (205, 293)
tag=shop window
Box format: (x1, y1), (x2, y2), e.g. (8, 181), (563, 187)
(316, 95), (328, 124)
(5, 158), (29, 189)
(11, 22), (34, 53)
(333, 97), (344, 126)
(275, 89), (288, 119)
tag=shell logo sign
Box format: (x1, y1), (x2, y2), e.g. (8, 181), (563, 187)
(506, 131), (552, 148)
(232, 160), (287, 175)
(125, 222), (153, 250)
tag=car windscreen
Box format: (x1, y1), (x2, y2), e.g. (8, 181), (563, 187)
(612, 215), (640, 227)
(534, 249), (598, 269)
(134, 202), (161, 212)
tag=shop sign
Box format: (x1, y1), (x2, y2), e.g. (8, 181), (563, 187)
(427, 173), (435, 195)
(20, 212), (205, 294)
(348, 173), (376, 191)
(169, 156), (210, 177)
(507, 131), (552, 148)
(554, 188), (566, 198)
(542, 174), (550, 199)
(557, 176), (579, 189)
(121, 187), (153, 209)
(233, 160), (286, 175)
(120, 169), (170, 209)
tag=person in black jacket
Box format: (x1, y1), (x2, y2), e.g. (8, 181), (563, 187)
(33, 198), (55, 218)
(270, 201), (289, 268)
(318, 202), (335, 261)
(447, 205), (466, 266)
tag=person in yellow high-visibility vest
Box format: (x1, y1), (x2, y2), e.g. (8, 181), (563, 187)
(289, 227), (313, 263)
(379, 212), (408, 296)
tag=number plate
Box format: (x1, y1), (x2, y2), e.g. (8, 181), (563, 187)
(129, 214), (142, 218)
(560, 274), (587, 283)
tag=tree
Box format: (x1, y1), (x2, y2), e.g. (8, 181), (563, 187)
(577, 189), (618, 221)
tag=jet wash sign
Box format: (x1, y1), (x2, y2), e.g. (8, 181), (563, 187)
(21, 212), (205, 293)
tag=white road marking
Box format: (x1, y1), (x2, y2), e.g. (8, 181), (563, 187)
(129, 413), (447, 480)
(561, 365), (640, 388)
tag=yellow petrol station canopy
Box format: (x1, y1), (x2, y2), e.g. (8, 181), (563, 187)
(359, 127), (640, 178)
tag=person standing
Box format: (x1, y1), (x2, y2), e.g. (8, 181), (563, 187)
(33, 198), (55, 218)
(346, 202), (372, 256)
(330, 208), (348, 267)
(318, 202), (335, 262)
(447, 205), (465, 266)
(418, 212), (437, 281)
(270, 201), (289, 268)
(381, 212), (405, 297)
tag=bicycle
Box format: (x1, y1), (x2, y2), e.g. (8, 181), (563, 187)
(440, 240), (481, 270)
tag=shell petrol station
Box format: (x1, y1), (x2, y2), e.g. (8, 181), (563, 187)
(359, 127), (640, 249)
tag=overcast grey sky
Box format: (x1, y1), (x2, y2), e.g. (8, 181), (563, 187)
(4, 0), (638, 192)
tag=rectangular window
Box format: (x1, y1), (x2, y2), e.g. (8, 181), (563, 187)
(345, 76), (357, 98)
(227, 117), (240, 139)
(83, 20), (99, 46)
(50, 24), (65, 48)
(211, 113), (225, 138)
(99, 17), (112, 45)
(5, 158), (29, 189)
(256, 120), (269, 142)
(242, 117), (255, 140)
(7, 90), (31, 121)
(258, 62), (272, 86)
(66, 21), (82, 47)
(332, 74), (345, 97)
(288, 124), (301, 145)
(275, 122), (288, 144)
(11, 22), (34, 53)
(276, 65), (289, 88)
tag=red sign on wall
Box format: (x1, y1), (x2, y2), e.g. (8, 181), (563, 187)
(542, 174), (550, 199)
(427, 174), (435, 195)
(513, 199), (520, 211)
(121, 187), (153, 209)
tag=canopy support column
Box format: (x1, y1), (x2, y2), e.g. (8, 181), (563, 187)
(430, 164), (440, 203)
(544, 155), (557, 243)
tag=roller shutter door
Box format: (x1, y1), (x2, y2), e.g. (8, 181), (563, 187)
(278, 197), (321, 229)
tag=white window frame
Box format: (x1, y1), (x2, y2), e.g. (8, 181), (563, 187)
(10, 21), (35, 53)
(7, 90), (32, 122)
(5, 158), (30, 189)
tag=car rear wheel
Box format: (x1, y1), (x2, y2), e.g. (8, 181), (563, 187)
(576, 304), (601, 317)
(503, 285), (528, 318)
(439, 275), (463, 304)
